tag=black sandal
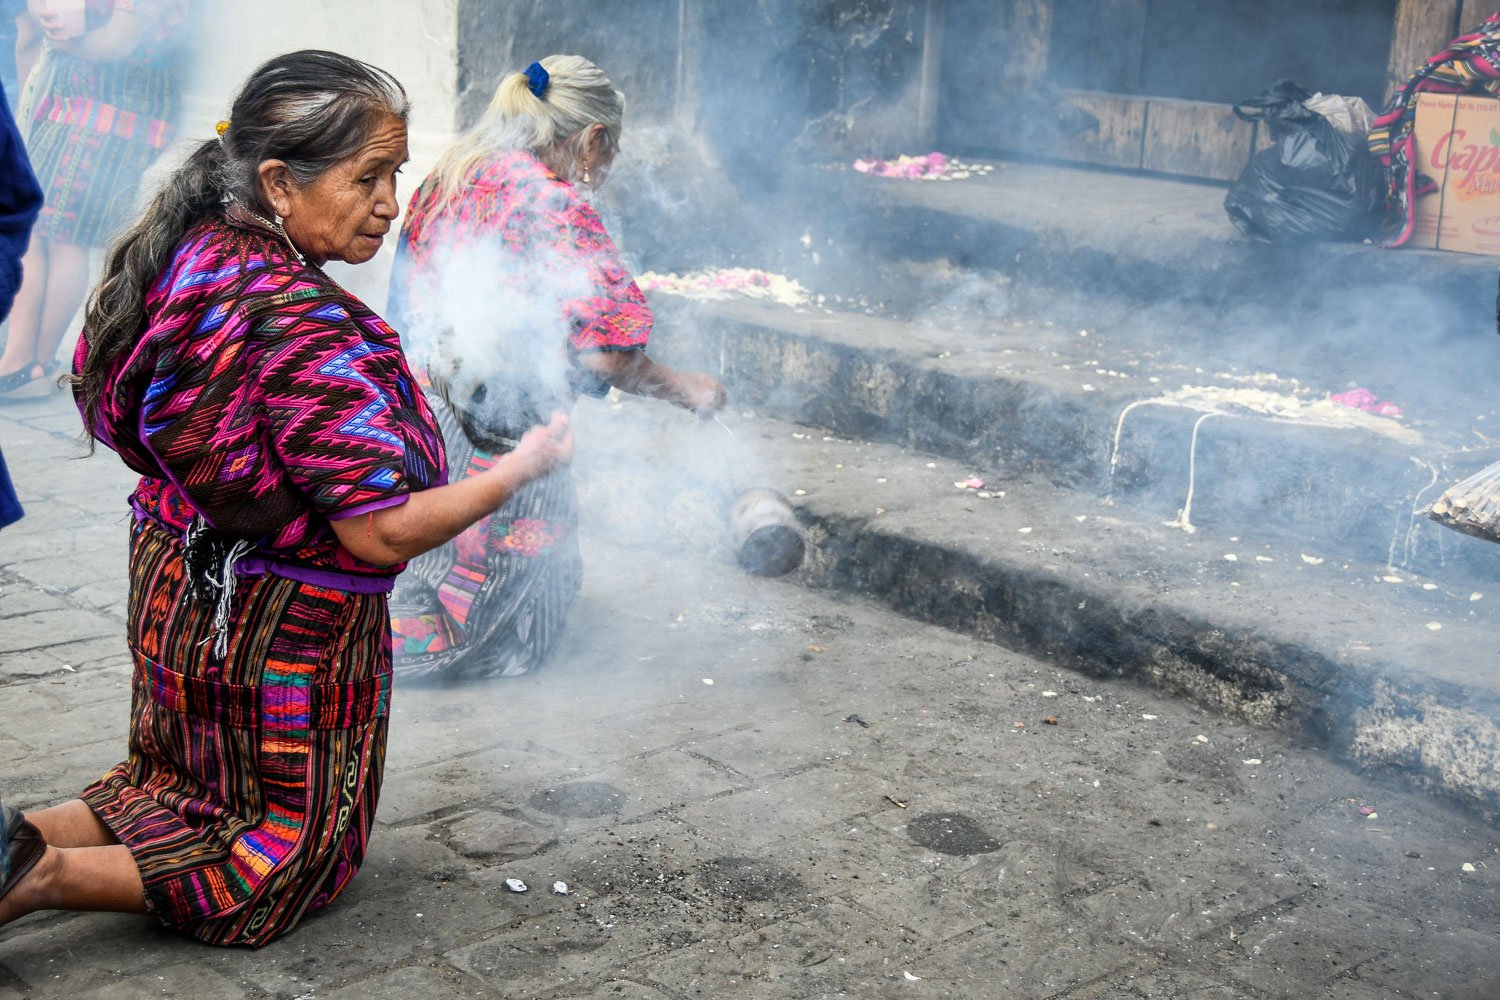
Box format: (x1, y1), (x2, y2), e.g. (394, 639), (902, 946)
(0, 804), (44, 900)
(0, 362), (50, 401)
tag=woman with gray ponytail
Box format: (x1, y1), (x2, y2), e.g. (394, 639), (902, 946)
(0, 50), (573, 946)
(387, 54), (726, 681)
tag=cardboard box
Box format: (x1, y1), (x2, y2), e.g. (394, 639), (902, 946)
(1410, 91), (1500, 255)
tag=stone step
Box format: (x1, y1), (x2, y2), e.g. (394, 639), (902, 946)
(621, 158), (1500, 423)
(646, 295), (1499, 580)
(573, 398), (1500, 822)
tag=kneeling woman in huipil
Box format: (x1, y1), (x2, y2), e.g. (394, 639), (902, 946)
(0, 49), (572, 947)
(388, 54), (726, 681)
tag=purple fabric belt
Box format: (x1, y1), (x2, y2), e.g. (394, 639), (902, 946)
(236, 557), (395, 595)
(131, 508), (396, 595)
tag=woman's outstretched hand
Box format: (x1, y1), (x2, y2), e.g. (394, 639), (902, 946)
(673, 372), (728, 418)
(331, 412), (574, 567)
(511, 411), (575, 480)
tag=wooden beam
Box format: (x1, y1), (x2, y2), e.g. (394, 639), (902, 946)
(916, 0), (948, 148)
(1002, 0), (1054, 91)
(1141, 98), (1255, 182)
(1085, 0), (1146, 93)
(1058, 91), (1146, 169)
(1459, 0), (1496, 34)
(1386, 0), (1462, 103)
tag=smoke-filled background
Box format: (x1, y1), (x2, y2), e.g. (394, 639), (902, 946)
(0, 0), (1439, 594)
(5, 4), (1500, 989)
(129, 0), (1500, 590)
(11, 0), (1446, 742)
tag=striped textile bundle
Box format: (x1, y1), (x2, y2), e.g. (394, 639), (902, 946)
(1367, 13), (1500, 246)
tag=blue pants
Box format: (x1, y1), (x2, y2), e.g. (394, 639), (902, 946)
(0, 445), (22, 529)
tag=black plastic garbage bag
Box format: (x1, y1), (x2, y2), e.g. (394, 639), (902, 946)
(1224, 80), (1387, 243)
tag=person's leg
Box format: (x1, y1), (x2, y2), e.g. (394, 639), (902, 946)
(27, 799), (118, 850)
(33, 241), (90, 369)
(0, 239), (48, 378)
(0, 843), (148, 926)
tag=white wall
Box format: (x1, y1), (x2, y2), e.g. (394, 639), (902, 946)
(182, 0), (461, 156)
(171, 0), (465, 308)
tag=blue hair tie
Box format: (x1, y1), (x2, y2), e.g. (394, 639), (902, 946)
(525, 61), (549, 99)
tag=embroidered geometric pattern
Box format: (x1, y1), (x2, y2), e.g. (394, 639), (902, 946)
(75, 215), (447, 580)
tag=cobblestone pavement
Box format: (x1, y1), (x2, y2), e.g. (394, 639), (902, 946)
(2, 391), (1499, 999)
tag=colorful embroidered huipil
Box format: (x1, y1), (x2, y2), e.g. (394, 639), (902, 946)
(387, 149), (650, 679)
(72, 214), (445, 947)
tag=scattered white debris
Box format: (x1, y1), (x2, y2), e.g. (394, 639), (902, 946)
(1042, 690), (1059, 698)
(976, 491), (994, 499)
(1255, 556), (1274, 563)
(1193, 734), (1210, 744)
(1083, 695), (1099, 703)
(1381, 575), (1404, 584)
(1018, 527), (1032, 534)
(794, 489), (807, 496)
(926, 462), (937, 468)
(1472, 592), (1484, 602)
(1422, 583), (1438, 590)
(876, 477), (888, 484)
(505, 879), (528, 893)
(1243, 758), (1262, 765)
(1463, 862), (1477, 872)
(1426, 622), (1442, 631)
(1223, 554), (1238, 562)
(905, 971), (922, 981)
(1364, 812), (1379, 820)
(1075, 515), (1088, 522)
(552, 881), (569, 895)
(638, 267), (812, 307)
(61, 663), (76, 673)
(1142, 714), (1158, 721)
(1301, 554), (1324, 565)
(702, 678), (715, 685)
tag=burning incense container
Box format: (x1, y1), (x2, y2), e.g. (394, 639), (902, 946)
(728, 488), (806, 578)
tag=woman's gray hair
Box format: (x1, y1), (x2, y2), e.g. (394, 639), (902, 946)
(75, 49), (409, 441)
(431, 54), (624, 196)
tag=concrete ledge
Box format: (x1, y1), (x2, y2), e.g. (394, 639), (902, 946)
(627, 158), (1500, 421)
(575, 400), (1500, 824)
(650, 297), (1495, 577)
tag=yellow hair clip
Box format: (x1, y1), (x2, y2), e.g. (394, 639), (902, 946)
(215, 120), (230, 136)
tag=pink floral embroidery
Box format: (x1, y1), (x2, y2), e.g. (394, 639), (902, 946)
(497, 518), (557, 557)
(453, 520), (489, 563)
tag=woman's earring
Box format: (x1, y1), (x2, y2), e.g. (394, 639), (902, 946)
(582, 166), (592, 186)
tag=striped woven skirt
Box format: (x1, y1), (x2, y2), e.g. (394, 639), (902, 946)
(80, 518), (392, 947)
(21, 45), (175, 247)
(390, 388), (582, 681)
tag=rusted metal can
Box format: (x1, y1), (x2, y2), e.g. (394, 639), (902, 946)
(728, 487), (806, 577)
